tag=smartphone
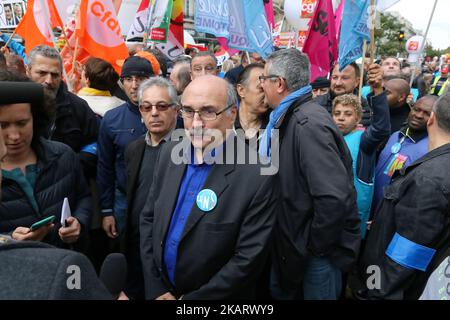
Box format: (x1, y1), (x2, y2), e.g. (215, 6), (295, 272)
(29, 215), (55, 232)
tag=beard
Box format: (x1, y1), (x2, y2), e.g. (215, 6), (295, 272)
(42, 85), (58, 100)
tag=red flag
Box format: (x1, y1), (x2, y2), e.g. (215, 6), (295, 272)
(264, 0), (275, 30)
(16, 0), (64, 55)
(75, 0), (128, 73)
(302, 0), (338, 82)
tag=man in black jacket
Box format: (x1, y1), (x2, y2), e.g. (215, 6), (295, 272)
(140, 76), (277, 300)
(26, 45), (99, 179)
(360, 93), (450, 300)
(262, 49), (360, 300)
(123, 77), (179, 300)
(315, 63), (372, 127)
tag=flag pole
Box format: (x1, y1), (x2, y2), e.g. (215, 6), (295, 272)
(409, 0), (438, 87)
(369, 0), (375, 64)
(70, 37), (79, 77)
(4, 29), (18, 48)
(144, 0), (156, 49)
(359, 39), (367, 100)
(39, 0), (73, 92)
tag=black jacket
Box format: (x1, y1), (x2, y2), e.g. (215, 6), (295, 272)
(0, 237), (111, 299)
(49, 82), (99, 178)
(0, 139), (92, 248)
(140, 135), (278, 299)
(315, 91), (372, 127)
(361, 143), (450, 300)
(272, 93), (361, 290)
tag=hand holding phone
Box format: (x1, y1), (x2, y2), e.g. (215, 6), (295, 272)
(29, 215), (55, 232)
(11, 216), (55, 241)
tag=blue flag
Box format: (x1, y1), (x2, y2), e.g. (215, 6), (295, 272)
(227, 1), (251, 52)
(194, 0), (229, 38)
(194, 0), (273, 58)
(338, 0), (371, 70)
(242, 0), (274, 58)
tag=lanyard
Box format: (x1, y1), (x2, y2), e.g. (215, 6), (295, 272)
(391, 128), (410, 154)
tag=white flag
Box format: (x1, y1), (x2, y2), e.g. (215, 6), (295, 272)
(377, 0), (401, 12)
(126, 0), (151, 41)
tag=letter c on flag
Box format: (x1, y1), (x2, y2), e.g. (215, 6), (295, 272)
(91, 1), (104, 17)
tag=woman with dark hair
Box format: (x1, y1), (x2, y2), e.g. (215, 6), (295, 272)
(78, 57), (124, 117)
(0, 71), (92, 249)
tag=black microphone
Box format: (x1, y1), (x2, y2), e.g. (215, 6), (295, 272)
(99, 253), (127, 299)
(0, 81), (44, 104)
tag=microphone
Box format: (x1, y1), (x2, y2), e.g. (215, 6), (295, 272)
(0, 81), (44, 104)
(99, 253), (127, 299)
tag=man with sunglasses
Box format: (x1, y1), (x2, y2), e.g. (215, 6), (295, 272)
(121, 77), (179, 300)
(97, 56), (153, 244)
(140, 75), (277, 299)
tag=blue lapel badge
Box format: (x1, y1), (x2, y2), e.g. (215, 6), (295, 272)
(196, 189), (217, 212)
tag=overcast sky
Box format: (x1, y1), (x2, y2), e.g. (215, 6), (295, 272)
(386, 0), (450, 50)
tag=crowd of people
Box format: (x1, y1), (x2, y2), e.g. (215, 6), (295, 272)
(0, 38), (449, 300)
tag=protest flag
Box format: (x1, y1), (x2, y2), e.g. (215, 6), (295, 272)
(15, 0), (64, 55)
(75, 0), (128, 73)
(302, 0), (338, 82)
(126, 0), (151, 41)
(338, 0), (371, 70)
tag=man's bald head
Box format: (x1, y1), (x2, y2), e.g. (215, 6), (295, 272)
(181, 76), (237, 149)
(385, 78), (411, 108)
(182, 75), (230, 106)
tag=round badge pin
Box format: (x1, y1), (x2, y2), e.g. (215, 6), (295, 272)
(196, 189), (217, 212)
(391, 142), (401, 154)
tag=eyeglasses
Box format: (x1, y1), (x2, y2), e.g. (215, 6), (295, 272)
(139, 103), (176, 113)
(192, 66), (217, 74)
(258, 74), (283, 83)
(179, 104), (234, 121)
(121, 75), (149, 84)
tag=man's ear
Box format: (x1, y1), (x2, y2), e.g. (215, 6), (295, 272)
(354, 77), (360, 90)
(427, 111), (435, 128)
(277, 77), (287, 94)
(25, 64), (31, 77)
(236, 83), (245, 100)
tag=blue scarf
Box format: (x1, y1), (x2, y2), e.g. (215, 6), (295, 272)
(258, 85), (312, 160)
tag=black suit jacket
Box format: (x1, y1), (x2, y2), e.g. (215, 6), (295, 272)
(125, 136), (147, 212)
(140, 135), (278, 300)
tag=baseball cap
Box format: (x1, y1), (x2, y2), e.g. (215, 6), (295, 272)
(120, 56), (154, 78)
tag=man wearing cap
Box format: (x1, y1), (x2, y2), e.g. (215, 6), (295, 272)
(97, 56), (154, 242)
(311, 77), (330, 98)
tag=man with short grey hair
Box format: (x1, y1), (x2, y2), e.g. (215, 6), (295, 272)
(360, 93), (450, 299)
(169, 56), (192, 96)
(262, 48), (360, 300)
(122, 77), (179, 300)
(26, 45), (98, 180)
